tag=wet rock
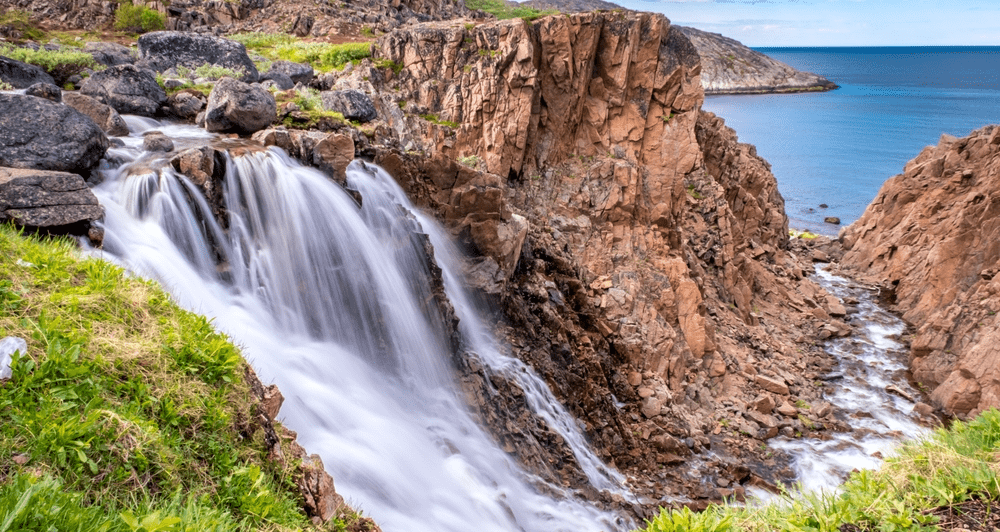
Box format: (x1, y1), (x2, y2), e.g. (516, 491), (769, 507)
(0, 167), (103, 238)
(320, 89), (377, 123)
(824, 216), (841, 225)
(0, 56), (55, 89)
(261, 384), (283, 421)
(813, 402), (833, 418)
(80, 64), (166, 117)
(62, 92), (130, 137)
(137, 31), (259, 82)
(24, 82), (61, 102)
(204, 77), (276, 134)
(0, 94), (109, 175)
(312, 133), (355, 182)
(913, 402), (935, 417)
(142, 131), (174, 152)
(755, 375), (790, 395)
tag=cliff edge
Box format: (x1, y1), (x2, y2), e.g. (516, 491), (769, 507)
(677, 26), (837, 95)
(840, 126), (1000, 418)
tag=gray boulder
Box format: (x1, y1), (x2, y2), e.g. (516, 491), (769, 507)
(267, 60), (313, 85)
(0, 94), (109, 174)
(0, 56), (55, 89)
(0, 167), (103, 234)
(167, 90), (206, 119)
(142, 131), (174, 152)
(320, 89), (377, 123)
(83, 42), (136, 67)
(81, 64), (166, 117)
(24, 82), (62, 102)
(137, 31), (259, 82)
(62, 92), (130, 137)
(205, 77), (276, 134)
(260, 70), (294, 90)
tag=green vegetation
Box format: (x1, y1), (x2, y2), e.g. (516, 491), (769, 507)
(464, 0), (555, 21)
(789, 229), (820, 240)
(0, 80), (13, 91)
(686, 184), (704, 200)
(193, 64), (247, 80)
(0, 9), (44, 41)
(419, 113), (459, 129)
(230, 33), (371, 73)
(642, 409), (1000, 532)
(0, 43), (99, 85)
(374, 58), (402, 75)
(275, 88), (346, 129)
(0, 225), (352, 530)
(113, 2), (166, 34)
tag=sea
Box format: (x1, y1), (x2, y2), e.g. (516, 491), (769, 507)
(702, 46), (1000, 235)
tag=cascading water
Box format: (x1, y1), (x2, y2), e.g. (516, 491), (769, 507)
(92, 121), (632, 532)
(768, 267), (930, 493)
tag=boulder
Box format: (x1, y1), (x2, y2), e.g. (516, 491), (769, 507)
(80, 64), (166, 117)
(137, 31), (259, 82)
(320, 89), (377, 123)
(754, 375), (789, 395)
(167, 90), (206, 119)
(24, 82), (62, 102)
(0, 56), (55, 89)
(62, 92), (130, 137)
(260, 70), (294, 90)
(142, 131), (174, 152)
(266, 60), (314, 85)
(83, 42), (136, 67)
(204, 77), (276, 134)
(0, 167), (103, 233)
(0, 94), (109, 174)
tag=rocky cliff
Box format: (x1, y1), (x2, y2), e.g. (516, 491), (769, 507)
(840, 127), (1000, 419)
(302, 11), (860, 507)
(677, 26), (837, 95)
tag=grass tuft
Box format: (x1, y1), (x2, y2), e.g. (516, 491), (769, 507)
(0, 43), (99, 85)
(464, 0), (555, 21)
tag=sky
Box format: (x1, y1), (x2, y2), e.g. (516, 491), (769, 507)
(608, 0), (1000, 47)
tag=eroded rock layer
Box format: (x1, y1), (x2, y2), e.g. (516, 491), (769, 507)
(840, 126), (1000, 418)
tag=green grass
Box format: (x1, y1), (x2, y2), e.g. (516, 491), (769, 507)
(641, 409), (1000, 532)
(464, 0), (555, 21)
(275, 88), (346, 129)
(0, 43), (100, 85)
(0, 9), (44, 41)
(113, 2), (165, 34)
(0, 224), (353, 531)
(229, 33), (371, 73)
(419, 113), (459, 129)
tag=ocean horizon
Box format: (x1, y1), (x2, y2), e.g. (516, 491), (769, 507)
(703, 45), (1000, 235)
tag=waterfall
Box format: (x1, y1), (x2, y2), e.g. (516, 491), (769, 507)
(91, 123), (631, 532)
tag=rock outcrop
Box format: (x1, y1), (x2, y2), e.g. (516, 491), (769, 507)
(63, 92), (131, 137)
(204, 77), (277, 134)
(840, 126), (1000, 418)
(137, 31), (260, 82)
(345, 11), (850, 506)
(0, 93), (109, 176)
(677, 26), (837, 95)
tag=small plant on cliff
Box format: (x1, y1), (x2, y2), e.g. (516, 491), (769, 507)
(375, 58), (403, 74)
(0, 44), (99, 85)
(113, 2), (165, 33)
(420, 113), (459, 129)
(458, 155), (481, 169)
(0, 79), (13, 91)
(0, 9), (44, 41)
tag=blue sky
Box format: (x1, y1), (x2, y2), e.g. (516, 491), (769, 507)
(609, 0), (1000, 46)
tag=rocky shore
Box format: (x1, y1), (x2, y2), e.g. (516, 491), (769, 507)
(677, 26), (837, 95)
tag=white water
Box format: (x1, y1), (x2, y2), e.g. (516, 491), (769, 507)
(768, 266), (929, 494)
(91, 121), (630, 532)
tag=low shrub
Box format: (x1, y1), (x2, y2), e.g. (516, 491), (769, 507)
(465, 0), (555, 21)
(113, 2), (165, 34)
(0, 43), (99, 85)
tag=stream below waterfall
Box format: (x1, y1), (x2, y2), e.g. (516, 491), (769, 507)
(84, 118), (932, 530)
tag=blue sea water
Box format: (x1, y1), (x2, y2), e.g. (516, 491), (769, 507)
(702, 46), (1000, 234)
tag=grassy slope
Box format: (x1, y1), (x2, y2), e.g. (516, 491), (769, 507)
(641, 410), (1000, 532)
(0, 224), (346, 531)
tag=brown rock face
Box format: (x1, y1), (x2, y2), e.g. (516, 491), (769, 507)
(841, 126), (1000, 418)
(359, 12), (844, 506)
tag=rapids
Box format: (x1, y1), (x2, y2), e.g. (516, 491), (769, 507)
(91, 121), (631, 532)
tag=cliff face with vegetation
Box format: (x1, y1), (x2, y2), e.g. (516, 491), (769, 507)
(677, 26), (837, 95)
(840, 127), (1000, 419)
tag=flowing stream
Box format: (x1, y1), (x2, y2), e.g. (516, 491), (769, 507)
(768, 267), (930, 493)
(91, 120), (630, 532)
